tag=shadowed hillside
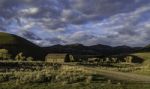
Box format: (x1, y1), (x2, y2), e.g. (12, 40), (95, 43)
(0, 32), (45, 60)
(43, 44), (141, 56)
(0, 32), (149, 61)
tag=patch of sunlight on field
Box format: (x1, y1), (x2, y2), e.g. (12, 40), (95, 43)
(133, 69), (150, 76)
(132, 52), (150, 76)
(132, 52), (150, 65)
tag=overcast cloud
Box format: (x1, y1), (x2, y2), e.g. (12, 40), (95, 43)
(0, 0), (150, 47)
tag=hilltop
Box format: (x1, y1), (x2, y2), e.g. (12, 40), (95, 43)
(43, 44), (141, 55)
(0, 32), (150, 60)
(0, 32), (45, 60)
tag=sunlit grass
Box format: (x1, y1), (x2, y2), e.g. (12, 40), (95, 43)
(131, 52), (150, 76)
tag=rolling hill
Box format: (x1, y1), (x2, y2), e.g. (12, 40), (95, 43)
(0, 32), (149, 61)
(132, 52), (150, 65)
(43, 44), (141, 55)
(139, 44), (150, 52)
(0, 32), (45, 60)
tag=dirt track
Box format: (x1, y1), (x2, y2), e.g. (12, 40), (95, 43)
(84, 67), (150, 83)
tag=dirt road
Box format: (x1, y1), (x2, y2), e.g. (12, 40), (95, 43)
(84, 67), (150, 83)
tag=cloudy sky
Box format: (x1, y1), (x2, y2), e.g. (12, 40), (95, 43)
(0, 0), (150, 47)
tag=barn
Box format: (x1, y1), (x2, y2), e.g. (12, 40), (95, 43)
(45, 53), (74, 63)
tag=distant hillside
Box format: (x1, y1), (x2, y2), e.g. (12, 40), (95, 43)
(0, 32), (44, 60)
(140, 44), (150, 52)
(0, 32), (149, 61)
(43, 44), (141, 56)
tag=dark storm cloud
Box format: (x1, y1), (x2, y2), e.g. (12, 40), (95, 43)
(0, 0), (142, 28)
(0, 0), (150, 46)
(21, 31), (41, 40)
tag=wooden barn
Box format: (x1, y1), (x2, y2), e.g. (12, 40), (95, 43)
(45, 53), (74, 63)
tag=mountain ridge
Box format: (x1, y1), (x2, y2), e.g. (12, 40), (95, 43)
(0, 32), (148, 60)
(0, 32), (45, 60)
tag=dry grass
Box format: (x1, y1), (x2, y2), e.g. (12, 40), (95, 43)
(0, 65), (95, 85)
(131, 52), (150, 76)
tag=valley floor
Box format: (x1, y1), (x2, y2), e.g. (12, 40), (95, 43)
(85, 67), (150, 82)
(0, 61), (149, 89)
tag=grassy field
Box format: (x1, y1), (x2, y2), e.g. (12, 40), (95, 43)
(96, 52), (150, 76)
(0, 81), (150, 89)
(0, 52), (150, 89)
(132, 52), (150, 65)
(131, 52), (150, 76)
(0, 61), (149, 89)
(0, 64), (120, 89)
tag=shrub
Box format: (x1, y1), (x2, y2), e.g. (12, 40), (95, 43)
(0, 49), (11, 60)
(15, 52), (26, 61)
(0, 65), (94, 84)
(124, 56), (133, 63)
(26, 57), (34, 61)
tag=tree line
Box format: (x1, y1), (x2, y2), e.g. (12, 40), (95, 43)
(0, 49), (33, 61)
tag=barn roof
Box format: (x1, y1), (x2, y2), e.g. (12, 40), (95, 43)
(47, 53), (68, 56)
(46, 53), (68, 59)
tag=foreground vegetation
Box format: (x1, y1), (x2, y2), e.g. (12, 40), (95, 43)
(0, 65), (119, 89)
(0, 62), (149, 89)
(0, 48), (149, 89)
(1, 81), (150, 89)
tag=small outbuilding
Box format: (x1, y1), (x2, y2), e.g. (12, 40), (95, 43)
(45, 53), (74, 63)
